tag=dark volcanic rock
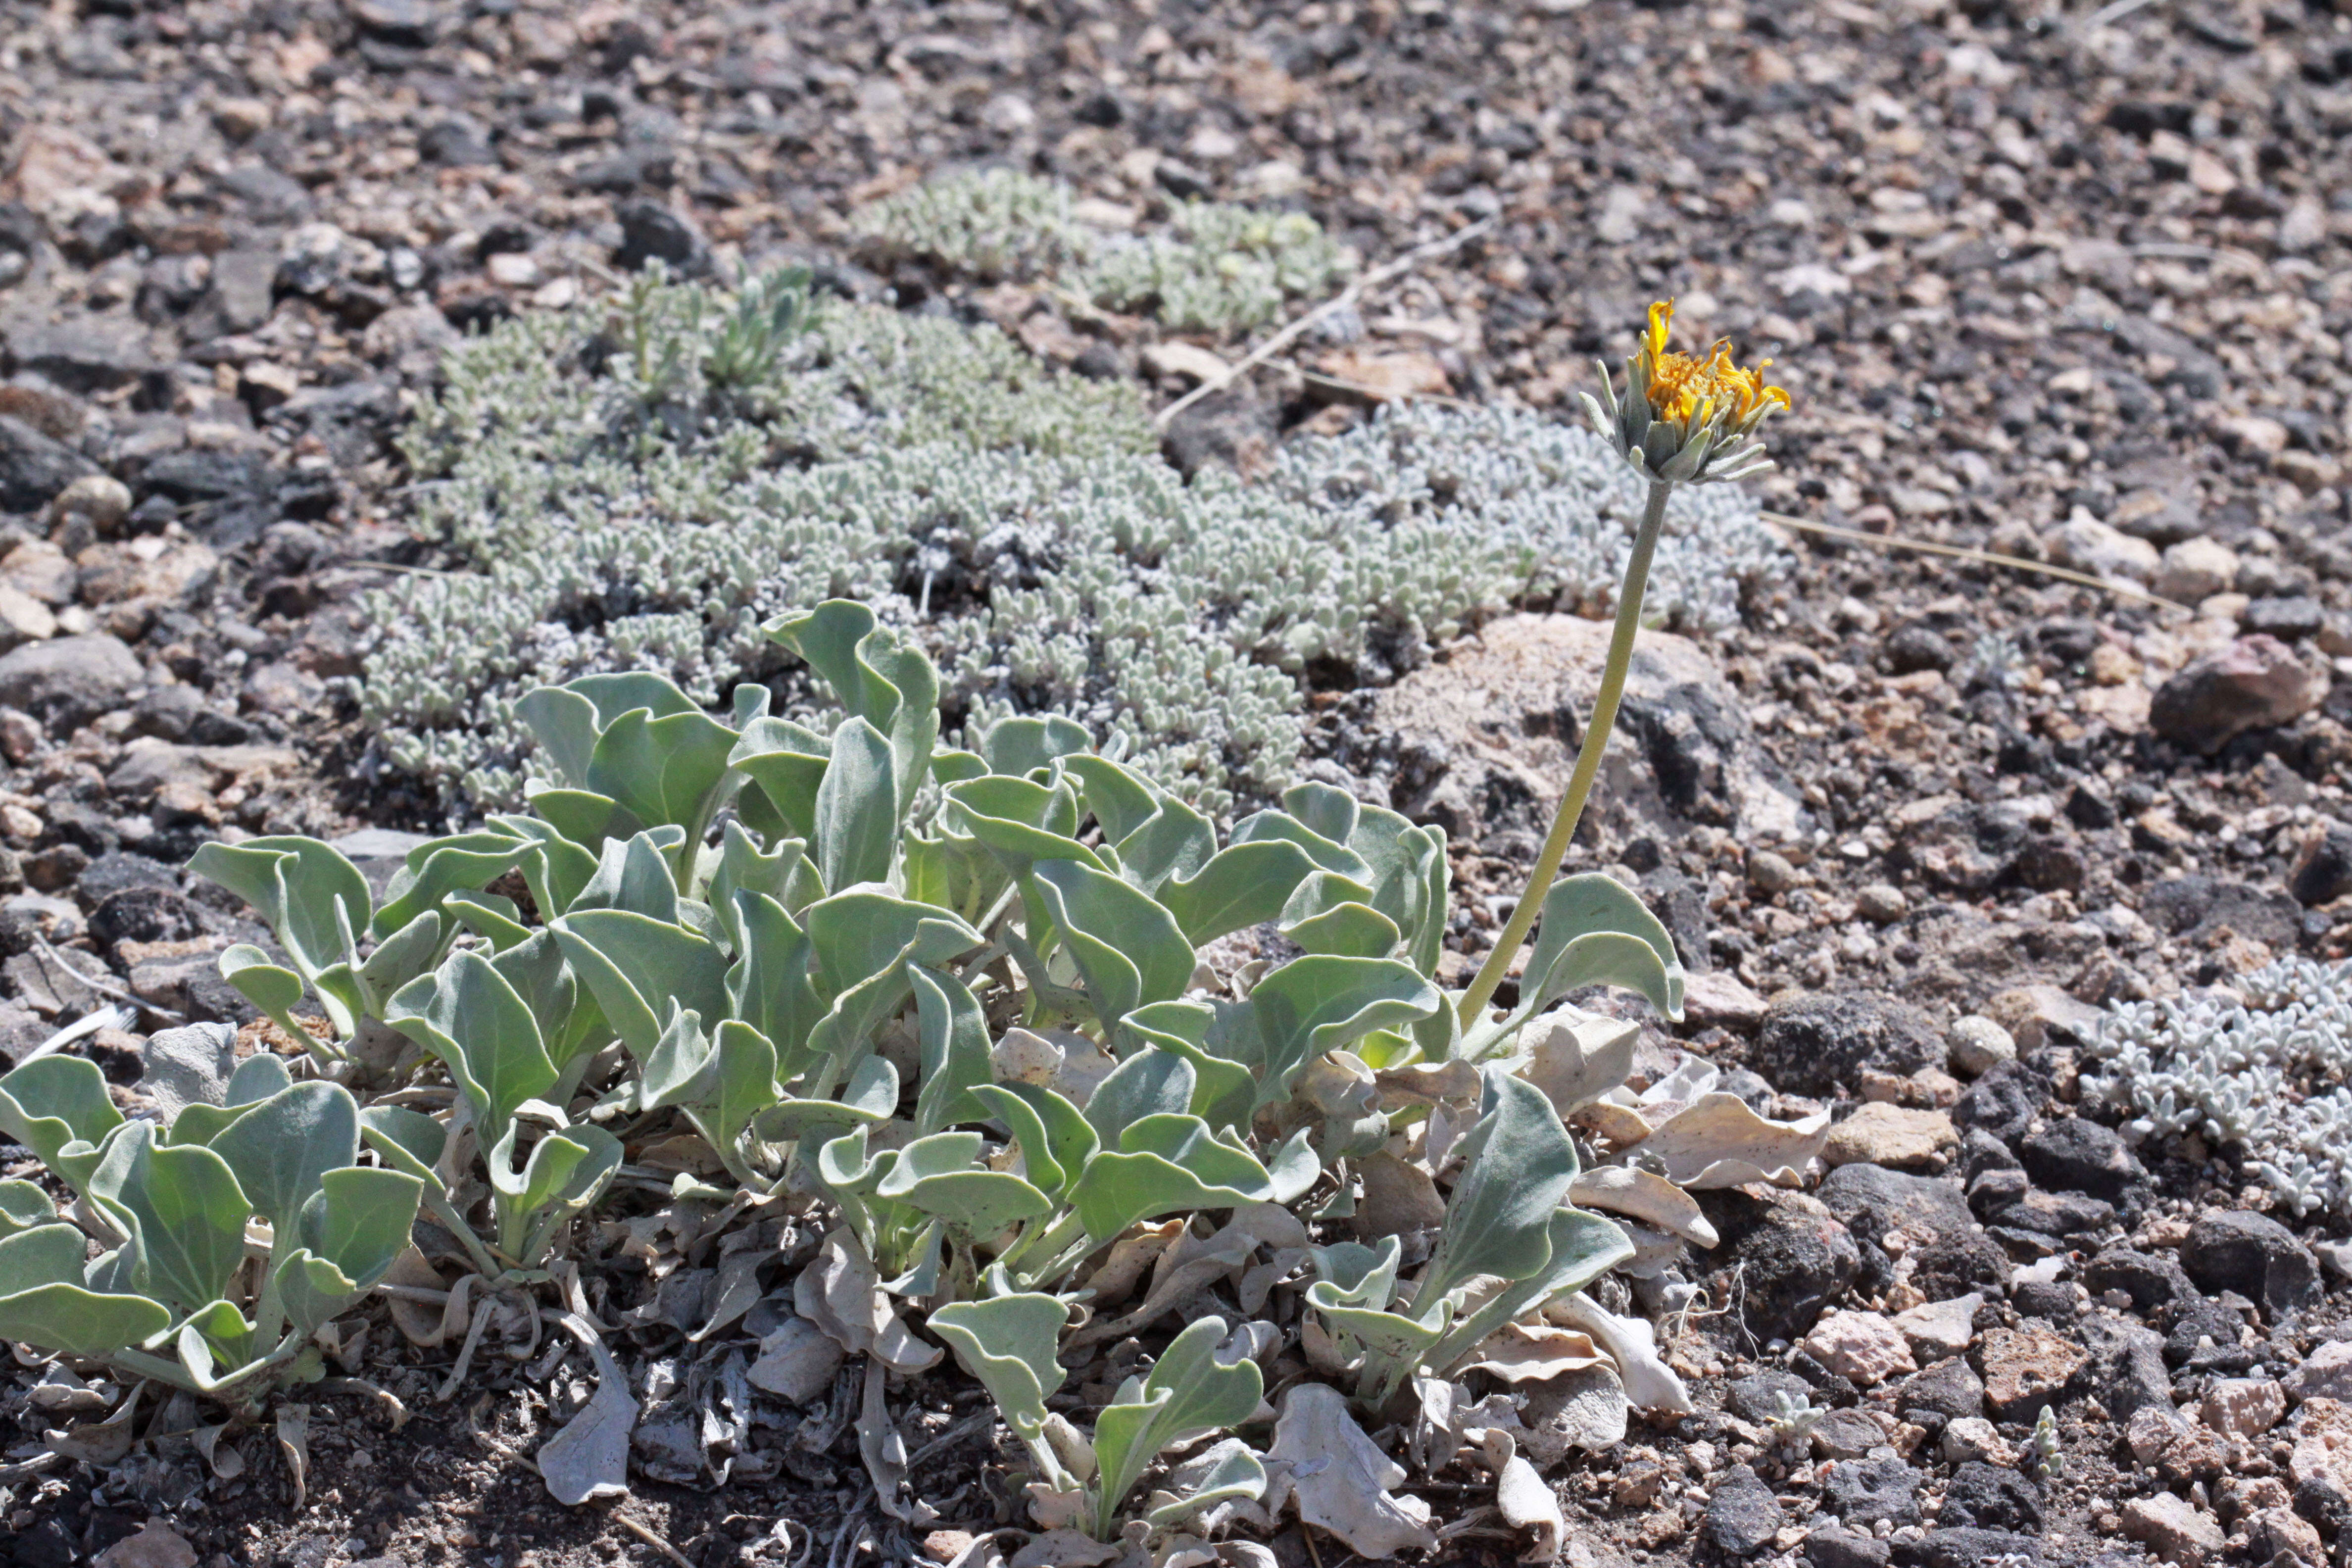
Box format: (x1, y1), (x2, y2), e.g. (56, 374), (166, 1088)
(1805, 1528), (1890, 1568)
(1753, 992), (1944, 1096)
(1941, 1464), (2042, 1532)
(1727, 1370), (1815, 1424)
(1951, 1062), (2038, 1145)
(613, 199), (709, 275)
(1712, 1189), (1860, 1341)
(0, 634), (142, 732)
(1818, 1162), (2009, 1298)
(2076, 1316), (2174, 1421)
(2150, 635), (2328, 754)
(2141, 875), (2304, 947)
(1895, 1357), (1986, 1425)
(2292, 822), (2352, 906)
(2183, 1210), (2320, 1316)
(2018, 1116), (2146, 1203)
(2080, 1249), (2196, 1316)
(1705, 1464), (1784, 1557)
(1822, 1457), (1920, 1529)
(0, 414), (99, 511)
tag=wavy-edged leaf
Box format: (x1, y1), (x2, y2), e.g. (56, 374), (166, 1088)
(1407, 1069), (1585, 1317)
(1208, 956), (1440, 1111)
(0, 1179), (55, 1237)
(0, 1055), (123, 1193)
(1521, 873), (1684, 1021)
(911, 967), (991, 1136)
(1158, 840), (1318, 947)
(386, 948), (558, 1140)
(0, 1224), (169, 1356)
(1072, 1115), (1271, 1245)
(1092, 1315), (1263, 1537)
(1123, 1001), (1255, 1136)
(971, 1082), (1096, 1205)
(208, 1081), (358, 1235)
(928, 1292), (1069, 1447)
(549, 907), (728, 1063)
(87, 1124), (250, 1316)
(1032, 860), (1194, 1030)
(814, 717), (897, 892)
(876, 1132), (1053, 1238)
(371, 832), (528, 939)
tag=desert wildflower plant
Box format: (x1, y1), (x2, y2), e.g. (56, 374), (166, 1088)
(0, 306), (1823, 1552)
(1456, 302), (1790, 1029)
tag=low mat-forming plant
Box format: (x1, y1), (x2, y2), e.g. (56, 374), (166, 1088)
(367, 263), (1781, 820)
(3, 305), (1797, 1548)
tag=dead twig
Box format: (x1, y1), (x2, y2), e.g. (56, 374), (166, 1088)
(614, 1510), (699, 1568)
(1757, 509), (2191, 613)
(1153, 215), (1497, 430)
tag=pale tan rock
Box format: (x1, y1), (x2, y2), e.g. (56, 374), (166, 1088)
(1140, 342), (1230, 385)
(2201, 1377), (2286, 1439)
(1977, 1324), (2088, 1418)
(1984, 984), (2104, 1052)
(1939, 1416), (2013, 1467)
(1682, 969), (1768, 1033)
(1821, 1103), (1955, 1171)
(2289, 1397), (2352, 1505)
(2286, 1338), (2352, 1404)
(1802, 1309), (1917, 1386)
(0, 584), (56, 651)
(1891, 1292), (1980, 1362)
(2156, 537), (2239, 603)
(2121, 1493), (2223, 1567)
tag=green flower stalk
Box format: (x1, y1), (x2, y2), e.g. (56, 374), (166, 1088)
(1456, 301), (1790, 1028)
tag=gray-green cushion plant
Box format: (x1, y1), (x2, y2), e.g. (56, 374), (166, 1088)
(0, 598), (1694, 1536)
(0, 1055), (420, 1403)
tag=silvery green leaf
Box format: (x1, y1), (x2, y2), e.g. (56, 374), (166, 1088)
(187, 836), (370, 1026)
(1158, 839), (1318, 947)
(582, 704), (739, 849)
(207, 1081), (359, 1236)
(1031, 859), (1194, 1030)
(549, 907), (730, 1063)
(1405, 1068), (1582, 1316)
(979, 713), (1092, 777)
(358, 1105), (448, 1196)
(370, 832), (527, 940)
(355, 908), (448, 1016)
(275, 1166), (426, 1338)
(1427, 1206), (1633, 1376)
(1090, 1315), (1263, 1537)
(928, 1292), (1068, 1447)
(87, 1123), (249, 1316)
(0, 1225), (169, 1357)
(729, 717), (833, 842)
(708, 821), (818, 950)
(1228, 808), (1370, 881)
(387, 948), (559, 1141)
(1122, 1001), (1254, 1135)
(486, 814), (602, 920)
(814, 716), (898, 892)
(1083, 1047), (1196, 1144)
(568, 832), (684, 924)
(0, 1056), (124, 1194)
(0, 1179), (55, 1237)
(1282, 781), (1358, 843)
(1072, 1114), (1271, 1245)
(1060, 754), (1167, 849)
(943, 775), (1100, 876)
(911, 967), (991, 1135)
(175, 1299), (260, 1392)
(522, 784), (645, 851)
(224, 1052), (293, 1106)
(1519, 872), (1684, 1022)
(1143, 1436), (1267, 1529)
(875, 1131), (1053, 1239)
(446, 891), (531, 951)
(970, 1082), (1096, 1204)
(1265, 1125), (1322, 1205)
(760, 1054), (898, 1144)
(1281, 900), (1401, 959)
(1206, 956), (1440, 1111)
(726, 893), (822, 1080)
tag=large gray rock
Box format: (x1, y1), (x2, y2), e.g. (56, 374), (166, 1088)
(1373, 613), (1806, 861)
(1754, 992), (1944, 1097)
(0, 414), (99, 512)
(2151, 635), (2328, 754)
(0, 633), (141, 731)
(2184, 1210), (2320, 1317)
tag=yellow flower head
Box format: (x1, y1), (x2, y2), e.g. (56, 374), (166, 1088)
(1582, 299), (1790, 486)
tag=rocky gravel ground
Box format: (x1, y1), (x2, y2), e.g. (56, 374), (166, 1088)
(7, 0), (2352, 1566)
